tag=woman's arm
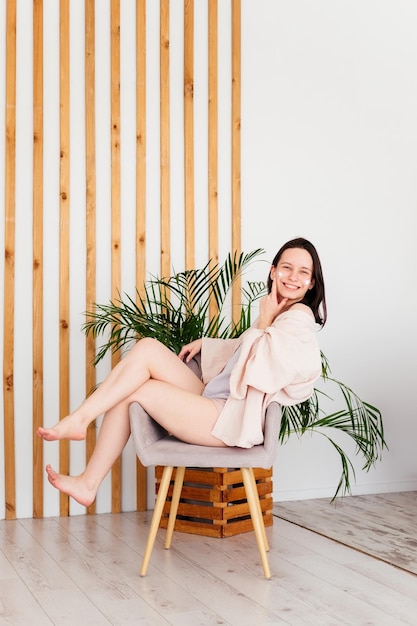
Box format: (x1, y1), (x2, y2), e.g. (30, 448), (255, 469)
(230, 308), (321, 400)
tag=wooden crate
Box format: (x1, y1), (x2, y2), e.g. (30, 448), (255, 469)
(155, 466), (273, 538)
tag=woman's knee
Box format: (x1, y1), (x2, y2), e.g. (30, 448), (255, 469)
(131, 337), (164, 359)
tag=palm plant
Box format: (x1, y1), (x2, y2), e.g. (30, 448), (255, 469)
(83, 249), (266, 363)
(280, 352), (385, 499)
(83, 250), (386, 500)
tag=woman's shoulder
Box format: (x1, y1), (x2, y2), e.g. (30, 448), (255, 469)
(273, 303), (319, 332)
(284, 302), (315, 319)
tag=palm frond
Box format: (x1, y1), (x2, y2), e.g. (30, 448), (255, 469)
(211, 249), (265, 312)
(280, 357), (387, 499)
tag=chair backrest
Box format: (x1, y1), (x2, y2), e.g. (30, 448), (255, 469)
(262, 401), (281, 459)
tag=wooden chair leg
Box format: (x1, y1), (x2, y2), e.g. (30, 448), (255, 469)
(140, 465), (173, 576)
(249, 467), (269, 552)
(164, 466), (185, 549)
(244, 468), (270, 558)
(241, 467), (271, 579)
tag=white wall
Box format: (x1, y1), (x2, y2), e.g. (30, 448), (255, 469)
(0, 0), (416, 519)
(241, 0), (417, 500)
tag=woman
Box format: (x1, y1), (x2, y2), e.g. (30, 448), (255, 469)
(37, 237), (326, 506)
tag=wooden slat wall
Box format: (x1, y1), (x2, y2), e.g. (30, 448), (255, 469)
(160, 0), (170, 279)
(110, 0), (122, 515)
(32, 0), (44, 519)
(59, 0), (70, 517)
(231, 0), (241, 324)
(1, 0), (241, 520)
(208, 0), (219, 320)
(184, 0), (195, 270)
(3, 0), (17, 521)
(85, 0), (97, 516)
(136, 0), (147, 513)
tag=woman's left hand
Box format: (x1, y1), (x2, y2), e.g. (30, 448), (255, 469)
(178, 339), (202, 362)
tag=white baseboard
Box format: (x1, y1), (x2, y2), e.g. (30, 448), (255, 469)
(273, 480), (417, 503)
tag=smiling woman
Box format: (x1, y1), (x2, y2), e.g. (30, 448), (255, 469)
(58, 242), (385, 500)
(36, 239), (326, 507)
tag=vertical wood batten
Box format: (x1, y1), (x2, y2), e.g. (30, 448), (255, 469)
(3, 0), (17, 521)
(85, 0), (96, 516)
(59, 0), (70, 516)
(111, 0), (122, 513)
(231, 0), (241, 322)
(136, 0), (147, 512)
(184, 0), (194, 270)
(208, 0), (218, 319)
(33, 0), (44, 518)
(160, 0), (170, 277)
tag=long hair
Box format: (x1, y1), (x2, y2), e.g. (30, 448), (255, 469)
(267, 237), (327, 326)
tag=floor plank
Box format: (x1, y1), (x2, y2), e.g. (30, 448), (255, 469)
(274, 491), (417, 575)
(1, 494), (416, 625)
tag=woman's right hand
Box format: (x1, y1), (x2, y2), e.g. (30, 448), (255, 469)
(257, 277), (288, 329)
(178, 339), (202, 362)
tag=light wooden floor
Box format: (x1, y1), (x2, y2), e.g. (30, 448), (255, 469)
(1, 507), (417, 625)
(274, 491), (417, 576)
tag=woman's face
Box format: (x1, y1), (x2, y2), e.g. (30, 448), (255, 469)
(270, 247), (314, 304)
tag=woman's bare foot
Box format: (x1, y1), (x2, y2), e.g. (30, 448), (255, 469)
(37, 413), (88, 441)
(45, 465), (97, 507)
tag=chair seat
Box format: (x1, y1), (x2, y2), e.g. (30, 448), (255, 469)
(129, 401), (281, 468)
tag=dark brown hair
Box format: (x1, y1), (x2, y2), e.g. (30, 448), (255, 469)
(267, 237), (327, 326)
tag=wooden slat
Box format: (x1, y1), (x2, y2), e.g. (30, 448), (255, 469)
(231, 0), (241, 323)
(135, 0), (147, 512)
(32, 0), (44, 519)
(110, 0), (122, 514)
(85, 0), (97, 516)
(184, 0), (194, 270)
(3, 0), (17, 521)
(208, 0), (218, 319)
(136, 0), (146, 290)
(59, 0), (70, 517)
(160, 0), (170, 277)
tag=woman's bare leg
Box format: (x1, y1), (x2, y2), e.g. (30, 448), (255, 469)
(44, 380), (225, 505)
(134, 379), (226, 445)
(45, 400), (131, 506)
(37, 338), (203, 441)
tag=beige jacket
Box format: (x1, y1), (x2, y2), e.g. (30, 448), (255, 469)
(201, 308), (322, 447)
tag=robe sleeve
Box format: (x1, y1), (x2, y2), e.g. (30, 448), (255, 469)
(200, 337), (239, 384)
(229, 308), (321, 405)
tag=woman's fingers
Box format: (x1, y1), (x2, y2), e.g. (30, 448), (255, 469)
(178, 339), (202, 362)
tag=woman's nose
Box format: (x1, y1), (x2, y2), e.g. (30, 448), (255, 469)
(288, 269), (298, 281)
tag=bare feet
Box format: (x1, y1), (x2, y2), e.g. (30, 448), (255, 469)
(37, 413), (88, 441)
(45, 465), (97, 507)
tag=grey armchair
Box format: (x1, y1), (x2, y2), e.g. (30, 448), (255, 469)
(129, 401), (281, 578)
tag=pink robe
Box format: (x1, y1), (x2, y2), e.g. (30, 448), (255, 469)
(201, 308), (322, 447)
